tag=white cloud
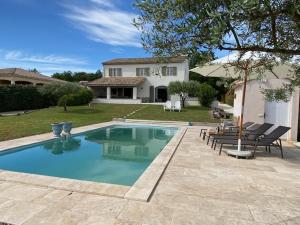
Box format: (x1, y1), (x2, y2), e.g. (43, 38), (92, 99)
(4, 50), (87, 65)
(0, 50), (96, 75)
(63, 0), (141, 47)
(89, 0), (115, 8)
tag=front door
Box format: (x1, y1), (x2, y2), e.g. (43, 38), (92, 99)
(156, 87), (168, 102)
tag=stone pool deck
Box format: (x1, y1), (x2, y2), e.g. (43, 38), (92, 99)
(0, 126), (300, 224)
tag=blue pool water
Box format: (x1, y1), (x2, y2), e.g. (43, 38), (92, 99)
(0, 125), (177, 186)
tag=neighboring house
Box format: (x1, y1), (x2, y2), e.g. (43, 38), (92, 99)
(0, 68), (64, 86)
(233, 76), (300, 141)
(87, 56), (189, 104)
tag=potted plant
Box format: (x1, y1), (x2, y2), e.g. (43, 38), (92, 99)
(51, 122), (63, 137)
(62, 121), (73, 134)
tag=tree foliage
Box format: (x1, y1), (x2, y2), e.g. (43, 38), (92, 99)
(134, 0), (300, 100)
(39, 83), (81, 111)
(134, 0), (300, 56)
(52, 70), (102, 82)
(197, 83), (216, 107)
(168, 81), (200, 107)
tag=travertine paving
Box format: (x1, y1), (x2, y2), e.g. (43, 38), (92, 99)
(0, 126), (300, 224)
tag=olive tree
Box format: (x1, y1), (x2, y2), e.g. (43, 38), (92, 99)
(134, 0), (300, 100)
(168, 81), (200, 107)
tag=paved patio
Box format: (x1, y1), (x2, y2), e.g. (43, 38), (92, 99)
(0, 126), (300, 224)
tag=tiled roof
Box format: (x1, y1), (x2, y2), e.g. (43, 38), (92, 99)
(102, 56), (187, 65)
(87, 77), (145, 87)
(0, 68), (65, 83)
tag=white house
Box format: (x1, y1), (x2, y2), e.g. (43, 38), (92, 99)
(87, 56), (189, 104)
(233, 77), (300, 141)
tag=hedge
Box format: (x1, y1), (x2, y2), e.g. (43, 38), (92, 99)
(0, 85), (46, 112)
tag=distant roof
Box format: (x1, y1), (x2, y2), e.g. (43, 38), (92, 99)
(102, 56), (187, 65)
(87, 77), (145, 87)
(0, 68), (65, 83)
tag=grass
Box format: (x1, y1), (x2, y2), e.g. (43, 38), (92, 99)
(0, 104), (217, 141)
(0, 104), (140, 141)
(128, 105), (218, 123)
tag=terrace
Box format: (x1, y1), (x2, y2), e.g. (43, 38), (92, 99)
(0, 121), (299, 224)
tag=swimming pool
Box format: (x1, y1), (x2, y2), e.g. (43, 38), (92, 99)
(0, 125), (177, 186)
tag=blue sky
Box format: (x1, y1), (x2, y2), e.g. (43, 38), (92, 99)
(0, 0), (149, 75)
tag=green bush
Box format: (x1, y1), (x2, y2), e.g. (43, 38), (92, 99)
(38, 82), (81, 106)
(197, 83), (216, 107)
(0, 85), (45, 112)
(58, 88), (94, 111)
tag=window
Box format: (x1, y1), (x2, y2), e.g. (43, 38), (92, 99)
(136, 67), (150, 76)
(162, 67), (177, 76)
(109, 68), (122, 76)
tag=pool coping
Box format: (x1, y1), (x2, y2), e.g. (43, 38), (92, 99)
(0, 121), (187, 202)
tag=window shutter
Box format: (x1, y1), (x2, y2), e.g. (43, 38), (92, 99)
(173, 67), (177, 76)
(117, 68), (122, 76)
(162, 67), (166, 76)
(145, 68), (150, 76)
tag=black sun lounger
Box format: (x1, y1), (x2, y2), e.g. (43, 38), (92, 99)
(217, 126), (290, 158)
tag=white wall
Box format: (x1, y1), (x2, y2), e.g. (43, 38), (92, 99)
(92, 98), (142, 104)
(234, 79), (299, 141)
(103, 61), (189, 99)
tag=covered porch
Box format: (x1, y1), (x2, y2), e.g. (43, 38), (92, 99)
(88, 77), (145, 104)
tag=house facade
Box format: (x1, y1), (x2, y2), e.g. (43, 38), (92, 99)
(233, 78), (300, 142)
(88, 56), (189, 104)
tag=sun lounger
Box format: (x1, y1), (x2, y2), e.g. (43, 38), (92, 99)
(211, 123), (273, 149)
(217, 126), (290, 158)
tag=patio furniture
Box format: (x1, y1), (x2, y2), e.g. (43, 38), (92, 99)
(212, 108), (231, 119)
(174, 101), (181, 112)
(211, 123), (274, 149)
(200, 119), (237, 139)
(204, 121), (255, 144)
(218, 126), (290, 158)
(163, 101), (173, 111)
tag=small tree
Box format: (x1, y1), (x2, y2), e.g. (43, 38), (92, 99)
(39, 82), (81, 111)
(168, 81), (199, 107)
(197, 84), (216, 107)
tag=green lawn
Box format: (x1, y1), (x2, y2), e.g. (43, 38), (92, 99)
(0, 104), (217, 141)
(128, 105), (218, 123)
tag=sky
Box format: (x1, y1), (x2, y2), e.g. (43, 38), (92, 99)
(0, 0), (149, 75)
(0, 0), (229, 76)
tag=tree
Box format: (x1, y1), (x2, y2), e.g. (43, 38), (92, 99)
(134, 0), (300, 99)
(168, 81), (200, 107)
(52, 71), (73, 82)
(134, 0), (299, 56)
(39, 83), (81, 111)
(52, 71), (102, 82)
(28, 68), (39, 73)
(197, 83), (216, 107)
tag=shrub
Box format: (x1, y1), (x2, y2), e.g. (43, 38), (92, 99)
(38, 82), (81, 106)
(0, 85), (45, 112)
(58, 88), (94, 111)
(197, 83), (216, 107)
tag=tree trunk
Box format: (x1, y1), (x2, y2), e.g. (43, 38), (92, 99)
(63, 102), (67, 112)
(181, 96), (185, 108)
